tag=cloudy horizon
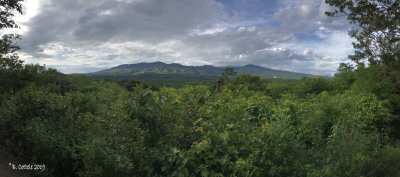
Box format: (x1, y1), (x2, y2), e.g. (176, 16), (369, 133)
(12, 0), (355, 75)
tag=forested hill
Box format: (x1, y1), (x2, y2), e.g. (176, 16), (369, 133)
(85, 62), (315, 80)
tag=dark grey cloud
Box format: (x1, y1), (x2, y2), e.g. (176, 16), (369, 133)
(20, 0), (226, 52)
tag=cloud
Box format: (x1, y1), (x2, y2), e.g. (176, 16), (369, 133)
(275, 30), (355, 75)
(174, 25), (296, 65)
(20, 0), (226, 52)
(273, 0), (350, 33)
(16, 0), (355, 76)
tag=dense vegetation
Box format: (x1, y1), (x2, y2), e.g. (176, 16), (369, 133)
(2, 62), (400, 177)
(85, 73), (220, 89)
(1, 0), (400, 176)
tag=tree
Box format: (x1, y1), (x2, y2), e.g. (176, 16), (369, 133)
(0, 0), (25, 100)
(0, 0), (23, 28)
(229, 74), (268, 91)
(294, 77), (331, 96)
(0, 0), (23, 56)
(214, 68), (236, 92)
(0, 0), (24, 69)
(325, 0), (400, 75)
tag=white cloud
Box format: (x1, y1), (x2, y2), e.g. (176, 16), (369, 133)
(274, 0), (350, 33)
(12, 0), (43, 34)
(276, 30), (354, 75)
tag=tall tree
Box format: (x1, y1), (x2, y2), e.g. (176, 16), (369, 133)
(0, 0), (23, 69)
(0, 0), (23, 29)
(0, 0), (23, 51)
(0, 0), (24, 99)
(325, 0), (400, 74)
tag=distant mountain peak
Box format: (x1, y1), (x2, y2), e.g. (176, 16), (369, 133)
(243, 64), (263, 68)
(153, 61), (165, 64)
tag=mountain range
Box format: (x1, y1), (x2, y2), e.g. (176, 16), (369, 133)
(86, 61), (314, 80)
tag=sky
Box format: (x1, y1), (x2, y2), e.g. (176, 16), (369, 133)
(11, 0), (355, 75)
